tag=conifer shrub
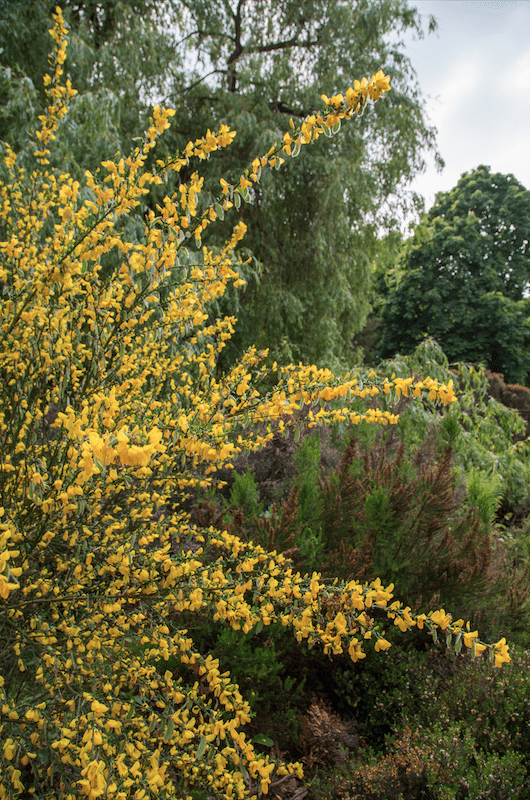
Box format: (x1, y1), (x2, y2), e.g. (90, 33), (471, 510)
(0, 10), (509, 800)
(316, 432), (501, 613)
(239, 426), (500, 619)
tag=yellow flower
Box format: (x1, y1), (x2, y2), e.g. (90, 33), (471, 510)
(429, 608), (452, 631)
(494, 637), (510, 667)
(463, 627), (479, 648)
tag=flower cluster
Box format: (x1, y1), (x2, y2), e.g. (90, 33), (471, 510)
(0, 8), (508, 800)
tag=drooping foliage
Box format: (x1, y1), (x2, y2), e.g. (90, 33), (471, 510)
(0, 0), (443, 369)
(162, 0), (443, 368)
(0, 10), (508, 800)
(0, 0), (180, 178)
(377, 166), (530, 382)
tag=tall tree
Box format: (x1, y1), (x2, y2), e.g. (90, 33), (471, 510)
(0, 0), (443, 368)
(160, 0), (443, 368)
(376, 165), (530, 383)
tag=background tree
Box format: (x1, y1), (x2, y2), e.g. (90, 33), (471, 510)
(0, 0), (443, 369)
(162, 0), (443, 368)
(0, 0), (181, 176)
(376, 165), (530, 384)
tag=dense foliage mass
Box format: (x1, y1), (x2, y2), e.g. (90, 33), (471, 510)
(377, 166), (530, 382)
(0, 10), (509, 800)
(207, 339), (530, 797)
(0, 0), (443, 369)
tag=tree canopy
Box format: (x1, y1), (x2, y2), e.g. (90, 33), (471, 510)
(162, 0), (443, 368)
(376, 165), (530, 383)
(0, 0), (443, 369)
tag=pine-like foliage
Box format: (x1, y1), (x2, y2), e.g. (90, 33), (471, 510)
(318, 436), (494, 612)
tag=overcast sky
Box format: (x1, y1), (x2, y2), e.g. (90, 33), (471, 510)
(400, 0), (530, 217)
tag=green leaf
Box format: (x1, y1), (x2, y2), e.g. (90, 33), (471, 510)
(252, 734), (274, 747)
(163, 719), (175, 741)
(195, 736), (208, 758)
(239, 762), (249, 781)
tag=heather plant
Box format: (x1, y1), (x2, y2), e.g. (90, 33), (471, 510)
(0, 10), (510, 800)
(310, 647), (530, 799)
(314, 723), (527, 800)
(418, 647), (530, 763)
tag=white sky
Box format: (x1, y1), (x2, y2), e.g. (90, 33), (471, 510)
(401, 0), (530, 215)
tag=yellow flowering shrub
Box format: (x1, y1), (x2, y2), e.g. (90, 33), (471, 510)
(0, 9), (509, 800)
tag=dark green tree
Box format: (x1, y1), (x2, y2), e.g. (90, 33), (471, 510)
(376, 165), (530, 383)
(1, 0), (443, 369)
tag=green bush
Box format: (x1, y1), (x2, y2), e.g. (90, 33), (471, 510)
(417, 647), (530, 760)
(252, 427), (498, 617)
(229, 467), (263, 520)
(309, 648), (530, 799)
(378, 339), (530, 516)
(157, 613), (311, 750)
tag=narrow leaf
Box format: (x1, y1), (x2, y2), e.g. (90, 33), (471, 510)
(195, 736), (207, 759)
(163, 719), (175, 741)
